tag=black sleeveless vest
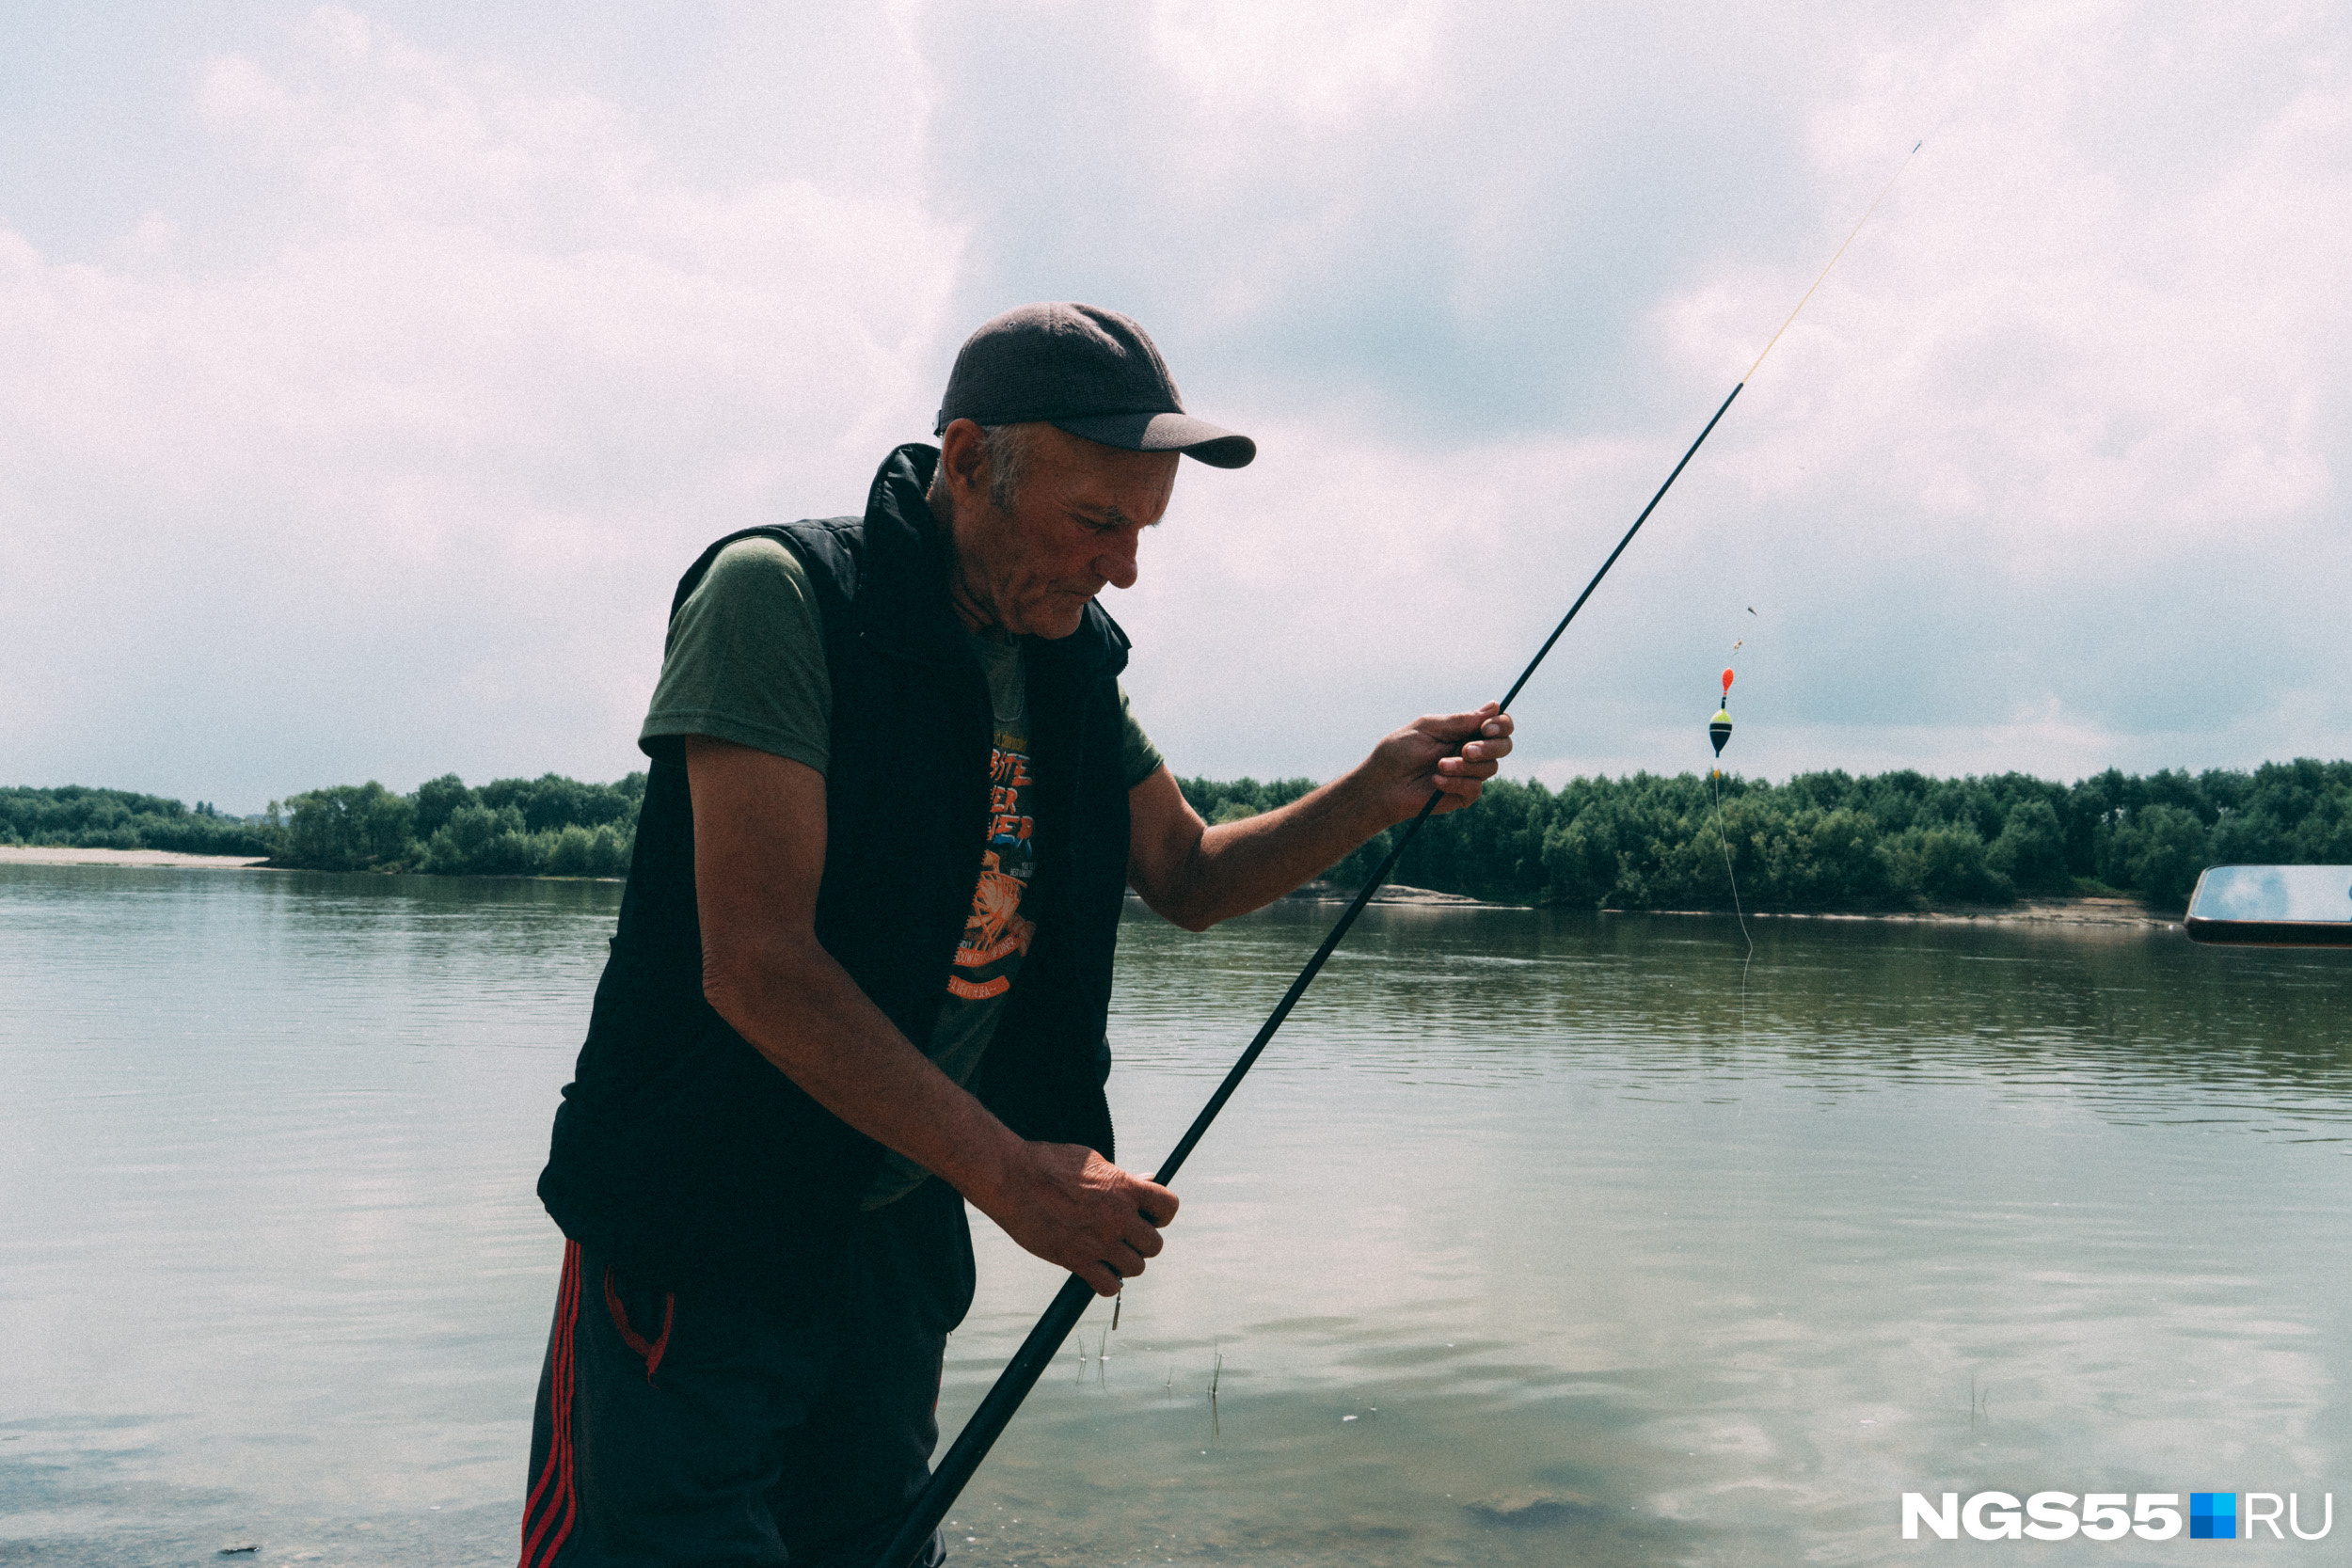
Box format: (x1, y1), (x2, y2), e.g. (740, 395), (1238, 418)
(537, 444), (1131, 1305)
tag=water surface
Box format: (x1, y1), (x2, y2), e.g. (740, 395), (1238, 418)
(3, 863), (2346, 1565)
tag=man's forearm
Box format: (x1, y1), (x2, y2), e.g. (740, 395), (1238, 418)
(703, 933), (1026, 1211)
(1135, 705), (1511, 930)
(1153, 766), (1392, 930)
(684, 734), (1176, 1292)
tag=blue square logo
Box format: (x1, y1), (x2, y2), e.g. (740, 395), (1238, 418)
(2189, 1493), (2237, 1540)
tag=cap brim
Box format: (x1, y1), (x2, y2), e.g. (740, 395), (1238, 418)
(1052, 411), (1256, 468)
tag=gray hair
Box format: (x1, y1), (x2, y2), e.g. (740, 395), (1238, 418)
(930, 421), (1041, 513)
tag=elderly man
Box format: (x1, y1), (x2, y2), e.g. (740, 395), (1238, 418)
(522, 304), (1512, 1567)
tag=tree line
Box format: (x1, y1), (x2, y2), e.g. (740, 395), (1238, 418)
(14, 759), (2352, 910)
(1, 773), (645, 878)
(0, 785), (280, 858)
(1181, 758), (2352, 913)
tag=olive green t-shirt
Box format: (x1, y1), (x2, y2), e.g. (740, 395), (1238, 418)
(640, 536), (1164, 1208)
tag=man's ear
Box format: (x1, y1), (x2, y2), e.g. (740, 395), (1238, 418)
(936, 418), (990, 506)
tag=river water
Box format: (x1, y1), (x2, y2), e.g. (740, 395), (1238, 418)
(2, 863), (2346, 1565)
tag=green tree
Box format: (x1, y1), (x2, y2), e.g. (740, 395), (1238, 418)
(422, 803), (543, 876)
(546, 823), (630, 878)
(1890, 822), (2011, 906)
(414, 773), (476, 839)
(2209, 806), (2288, 864)
(1988, 798), (2072, 896)
(1539, 799), (1624, 908)
(2126, 804), (2212, 910)
(2093, 804), (2212, 910)
(281, 783), (417, 870)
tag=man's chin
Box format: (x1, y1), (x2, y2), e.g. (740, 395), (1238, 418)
(1026, 597), (1095, 640)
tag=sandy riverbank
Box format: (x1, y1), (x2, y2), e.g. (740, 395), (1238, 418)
(1282, 880), (2172, 928)
(0, 846), (271, 870)
(1622, 896), (2170, 929)
(1745, 895), (2172, 930)
(1279, 879), (1501, 908)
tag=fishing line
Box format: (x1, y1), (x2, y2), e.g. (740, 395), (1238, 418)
(871, 143), (1923, 1568)
(1706, 657), (1754, 1031)
(1743, 142), (1921, 384)
(1708, 766), (1755, 1006)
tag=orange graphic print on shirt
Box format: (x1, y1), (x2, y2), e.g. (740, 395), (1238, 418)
(948, 740), (1037, 1000)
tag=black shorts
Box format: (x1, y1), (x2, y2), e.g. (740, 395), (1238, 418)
(520, 1178), (976, 1567)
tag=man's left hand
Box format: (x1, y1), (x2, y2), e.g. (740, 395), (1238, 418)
(1361, 702), (1515, 824)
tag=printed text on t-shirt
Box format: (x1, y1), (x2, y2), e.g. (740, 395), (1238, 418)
(949, 742), (1037, 999)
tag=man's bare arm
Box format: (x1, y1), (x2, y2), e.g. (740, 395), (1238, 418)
(687, 736), (1172, 1293)
(1127, 704), (1514, 931)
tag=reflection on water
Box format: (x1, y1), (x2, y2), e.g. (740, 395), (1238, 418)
(3, 865), (2347, 1565)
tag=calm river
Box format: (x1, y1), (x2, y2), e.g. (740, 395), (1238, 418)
(3, 863), (2346, 1565)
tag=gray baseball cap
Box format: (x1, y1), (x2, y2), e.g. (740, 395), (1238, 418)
(933, 302), (1256, 468)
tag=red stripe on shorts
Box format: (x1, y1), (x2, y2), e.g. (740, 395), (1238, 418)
(602, 1265), (675, 1385)
(519, 1241), (583, 1568)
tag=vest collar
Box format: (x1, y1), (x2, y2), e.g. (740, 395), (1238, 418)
(858, 443), (1130, 682)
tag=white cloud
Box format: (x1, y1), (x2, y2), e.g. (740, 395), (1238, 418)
(2, 0), (2347, 806)
(1147, 0), (1444, 124)
(1721, 4), (2350, 572)
(1, 7), (963, 802)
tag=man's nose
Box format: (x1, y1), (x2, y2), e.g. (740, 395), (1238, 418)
(1093, 527), (1141, 591)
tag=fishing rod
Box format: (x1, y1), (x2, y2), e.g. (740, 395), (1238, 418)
(873, 143), (1922, 1568)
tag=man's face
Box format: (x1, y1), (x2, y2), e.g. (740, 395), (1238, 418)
(948, 423), (1180, 640)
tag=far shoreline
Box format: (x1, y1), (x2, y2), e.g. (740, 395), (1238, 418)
(1275, 880), (2173, 929)
(8, 849), (2174, 927)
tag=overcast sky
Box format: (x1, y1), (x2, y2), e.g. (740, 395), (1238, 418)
(4, 0), (2346, 810)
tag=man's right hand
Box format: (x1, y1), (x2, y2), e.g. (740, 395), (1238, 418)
(977, 1142), (1178, 1296)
